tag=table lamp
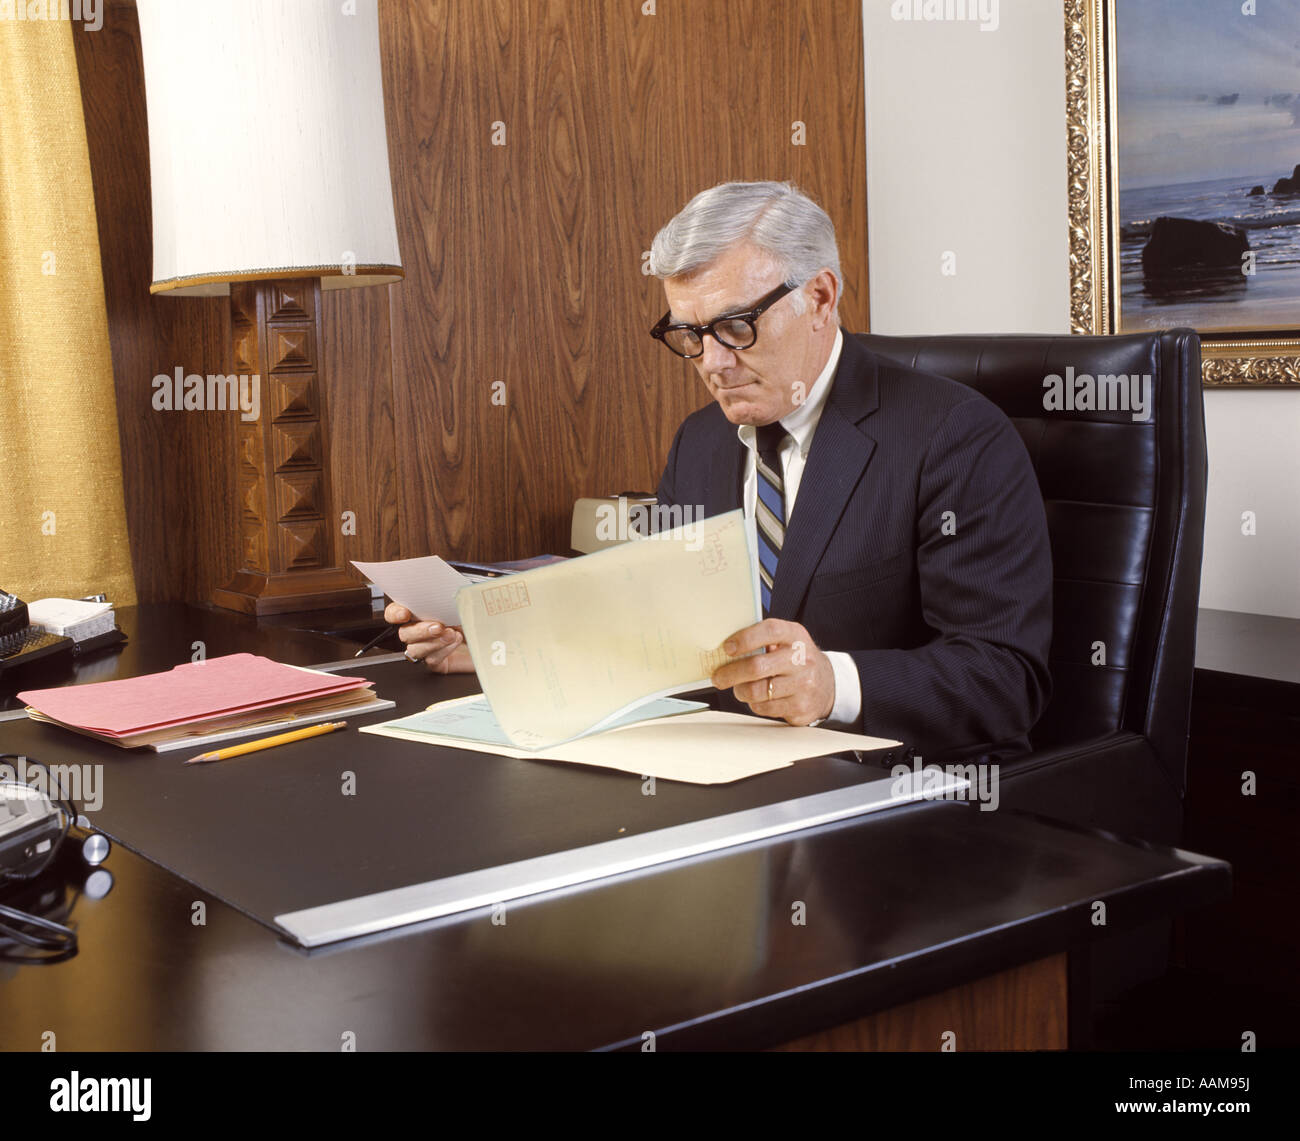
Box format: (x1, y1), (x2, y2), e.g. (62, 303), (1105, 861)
(137, 0), (402, 615)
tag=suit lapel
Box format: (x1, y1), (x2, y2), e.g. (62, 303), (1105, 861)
(769, 333), (881, 619)
(705, 429), (744, 518)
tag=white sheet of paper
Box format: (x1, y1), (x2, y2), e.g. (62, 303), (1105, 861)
(350, 555), (471, 624)
(454, 509), (761, 749)
(362, 697), (903, 784)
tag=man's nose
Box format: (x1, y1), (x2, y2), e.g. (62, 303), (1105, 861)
(699, 332), (737, 371)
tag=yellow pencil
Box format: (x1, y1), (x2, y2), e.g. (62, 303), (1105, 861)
(184, 721), (347, 765)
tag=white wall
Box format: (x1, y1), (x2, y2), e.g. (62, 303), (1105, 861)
(863, 0), (1068, 333)
(1200, 390), (1300, 619)
(863, 0), (1299, 618)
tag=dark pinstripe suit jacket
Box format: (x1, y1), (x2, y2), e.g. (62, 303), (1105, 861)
(655, 331), (1053, 762)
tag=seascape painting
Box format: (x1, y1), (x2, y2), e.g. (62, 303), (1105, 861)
(1117, 0), (1300, 334)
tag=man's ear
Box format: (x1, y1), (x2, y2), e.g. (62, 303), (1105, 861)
(806, 269), (839, 330)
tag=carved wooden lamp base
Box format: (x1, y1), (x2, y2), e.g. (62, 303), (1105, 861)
(213, 568), (372, 617)
(212, 277), (372, 617)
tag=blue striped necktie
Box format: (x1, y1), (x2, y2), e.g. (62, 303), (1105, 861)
(754, 422), (788, 617)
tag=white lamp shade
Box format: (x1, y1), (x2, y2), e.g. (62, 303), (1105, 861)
(137, 0), (403, 296)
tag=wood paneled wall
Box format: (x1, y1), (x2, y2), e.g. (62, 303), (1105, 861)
(74, 0), (868, 603)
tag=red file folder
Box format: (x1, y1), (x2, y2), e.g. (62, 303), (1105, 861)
(18, 653), (379, 748)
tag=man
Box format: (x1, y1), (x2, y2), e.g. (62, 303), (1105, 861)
(390, 181), (1052, 762)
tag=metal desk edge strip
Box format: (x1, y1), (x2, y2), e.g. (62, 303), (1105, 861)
(276, 772), (965, 947)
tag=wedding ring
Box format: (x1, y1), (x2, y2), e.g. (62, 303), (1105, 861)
(767, 678), (774, 701)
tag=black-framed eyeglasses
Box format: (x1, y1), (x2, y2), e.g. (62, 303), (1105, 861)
(650, 282), (795, 359)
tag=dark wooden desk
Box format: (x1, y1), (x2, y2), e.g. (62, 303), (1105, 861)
(0, 605), (1231, 1051)
(1181, 608), (1299, 1012)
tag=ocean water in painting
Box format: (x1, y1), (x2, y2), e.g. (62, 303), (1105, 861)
(1117, 0), (1300, 333)
(1119, 176), (1300, 332)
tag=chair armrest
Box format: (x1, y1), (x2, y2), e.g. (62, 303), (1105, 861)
(998, 731), (1183, 845)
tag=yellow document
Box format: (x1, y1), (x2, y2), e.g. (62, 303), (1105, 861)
(455, 509), (759, 748)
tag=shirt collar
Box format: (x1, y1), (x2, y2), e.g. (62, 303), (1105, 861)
(737, 327), (844, 458)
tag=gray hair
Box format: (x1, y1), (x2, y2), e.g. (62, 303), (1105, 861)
(649, 181), (841, 314)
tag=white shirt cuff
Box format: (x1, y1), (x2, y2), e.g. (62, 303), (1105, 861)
(823, 651), (862, 728)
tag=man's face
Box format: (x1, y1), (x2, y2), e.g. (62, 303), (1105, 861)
(663, 241), (824, 427)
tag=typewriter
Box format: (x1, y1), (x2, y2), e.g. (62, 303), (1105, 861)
(0, 590), (73, 677)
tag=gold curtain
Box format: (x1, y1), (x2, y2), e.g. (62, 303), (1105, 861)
(0, 14), (136, 605)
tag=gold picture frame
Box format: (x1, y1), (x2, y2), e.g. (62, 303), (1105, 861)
(1066, 0), (1300, 386)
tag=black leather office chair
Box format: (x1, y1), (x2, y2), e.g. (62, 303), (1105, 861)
(859, 330), (1208, 850)
(862, 330), (1208, 1013)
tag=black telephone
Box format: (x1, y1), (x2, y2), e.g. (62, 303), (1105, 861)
(0, 591), (73, 676)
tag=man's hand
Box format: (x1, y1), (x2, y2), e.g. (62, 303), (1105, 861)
(710, 619), (835, 725)
(384, 603), (475, 674)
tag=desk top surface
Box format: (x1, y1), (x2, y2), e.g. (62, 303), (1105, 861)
(0, 604), (1231, 1049)
(1195, 607), (1300, 688)
(0, 793), (1227, 1051)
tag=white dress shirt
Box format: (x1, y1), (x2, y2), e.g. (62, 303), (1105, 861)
(736, 328), (862, 727)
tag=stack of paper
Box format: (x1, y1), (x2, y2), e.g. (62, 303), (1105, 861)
(18, 654), (393, 751)
(364, 694), (903, 785)
(355, 509), (904, 783)
(352, 510), (765, 749)
(454, 509), (761, 749)
(369, 693), (708, 748)
(28, 598), (117, 643)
